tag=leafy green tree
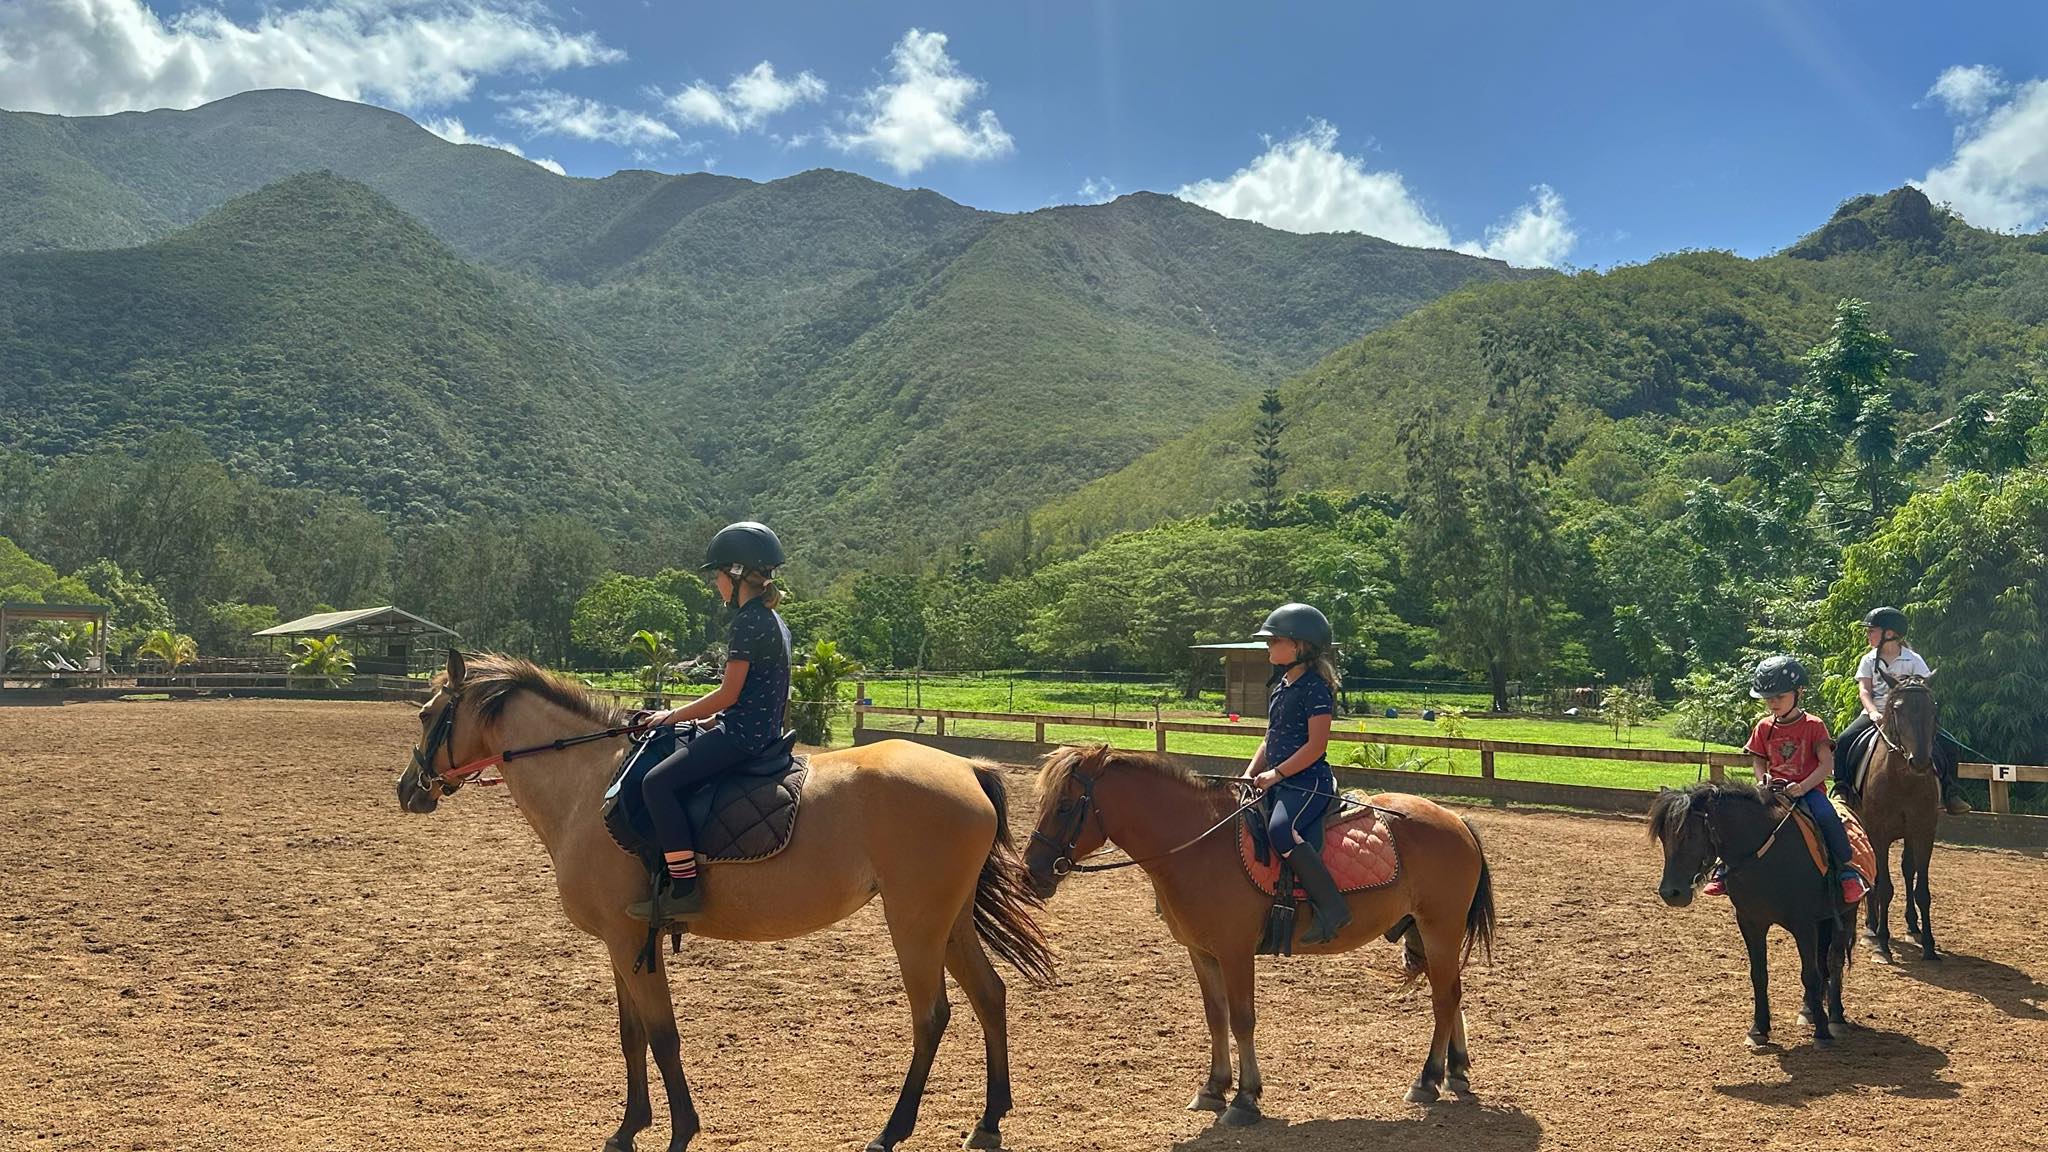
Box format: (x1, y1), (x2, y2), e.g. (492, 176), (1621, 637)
(1399, 329), (1564, 711)
(136, 629), (198, 672)
(192, 601), (280, 658)
(512, 516), (611, 665)
(627, 629), (678, 705)
(791, 640), (863, 744)
(1251, 387), (1287, 527)
(572, 574), (696, 664)
(72, 559), (175, 656)
(1671, 664), (1754, 750)
(1601, 684), (1658, 745)
(290, 634), (356, 686)
(1816, 469), (2048, 762)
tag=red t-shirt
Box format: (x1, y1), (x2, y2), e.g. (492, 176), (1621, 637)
(1745, 712), (1833, 784)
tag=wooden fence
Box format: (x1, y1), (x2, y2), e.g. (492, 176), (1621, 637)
(852, 703), (2048, 818)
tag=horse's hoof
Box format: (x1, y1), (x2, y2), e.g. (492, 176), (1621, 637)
(1188, 1093), (1228, 1113)
(1920, 947), (1941, 963)
(604, 1141), (630, 1152)
(1796, 1010), (1812, 1027)
(1870, 949), (1894, 966)
(1745, 1031), (1770, 1052)
(1446, 1074), (1472, 1096)
(1814, 1034), (1835, 1050)
(1220, 1102), (1263, 1127)
(1405, 1083), (1441, 1105)
(964, 1125), (1003, 1150)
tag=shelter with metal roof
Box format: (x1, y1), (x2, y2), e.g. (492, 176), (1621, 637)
(255, 606), (458, 678)
(0, 602), (110, 684)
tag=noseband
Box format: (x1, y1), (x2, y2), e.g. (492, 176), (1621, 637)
(1878, 679), (1936, 769)
(1029, 770), (1105, 876)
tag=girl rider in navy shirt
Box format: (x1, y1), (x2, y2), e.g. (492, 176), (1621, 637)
(631, 521), (792, 925)
(1243, 602), (1351, 944)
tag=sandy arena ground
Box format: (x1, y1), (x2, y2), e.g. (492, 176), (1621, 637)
(3, 699), (2045, 1152)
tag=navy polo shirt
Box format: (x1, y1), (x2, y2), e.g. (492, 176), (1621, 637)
(1267, 668), (1336, 783)
(721, 599), (792, 753)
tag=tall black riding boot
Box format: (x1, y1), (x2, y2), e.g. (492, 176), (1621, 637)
(1288, 849), (1352, 945)
(1940, 764), (1973, 816)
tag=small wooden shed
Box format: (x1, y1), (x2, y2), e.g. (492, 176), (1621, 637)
(1191, 641), (1272, 717)
(0, 602), (110, 683)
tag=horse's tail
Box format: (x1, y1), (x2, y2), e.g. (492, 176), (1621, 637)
(1459, 817), (1497, 968)
(969, 762), (1058, 987)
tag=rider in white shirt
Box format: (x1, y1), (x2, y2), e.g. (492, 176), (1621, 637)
(1837, 606), (1969, 815)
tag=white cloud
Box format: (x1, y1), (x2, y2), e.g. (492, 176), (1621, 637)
(1177, 120), (1576, 267)
(831, 29), (1012, 175)
(1457, 185), (1575, 268)
(1925, 64), (2006, 119)
(533, 156), (567, 176)
(0, 0), (619, 116)
(1077, 177), (1118, 204)
(423, 115), (567, 175)
(1917, 71), (2048, 232)
(503, 88), (677, 145)
(667, 61), (825, 132)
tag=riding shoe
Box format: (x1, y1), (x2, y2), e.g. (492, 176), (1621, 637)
(1941, 780), (1972, 816)
(628, 874), (705, 925)
(1288, 849), (1353, 945)
(1702, 867), (1727, 897)
(1838, 868), (1868, 904)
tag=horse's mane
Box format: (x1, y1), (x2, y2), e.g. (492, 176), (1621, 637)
(447, 653), (621, 726)
(1646, 779), (1765, 845)
(1032, 742), (1224, 818)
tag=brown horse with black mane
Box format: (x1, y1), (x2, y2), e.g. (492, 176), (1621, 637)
(1852, 673), (1944, 964)
(395, 651), (1055, 1152)
(1024, 743), (1495, 1122)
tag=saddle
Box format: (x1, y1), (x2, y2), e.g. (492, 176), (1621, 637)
(1838, 726), (1879, 795)
(1781, 795), (1876, 902)
(601, 727), (808, 865)
(1240, 803), (1402, 898)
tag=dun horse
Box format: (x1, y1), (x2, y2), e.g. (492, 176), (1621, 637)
(395, 651), (1055, 1152)
(1650, 781), (1853, 1049)
(1851, 674), (1943, 964)
(1024, 743), (1495, 1120)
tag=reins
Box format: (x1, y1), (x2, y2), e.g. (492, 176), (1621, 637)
(415, 685), (657, 790)
(1038, 766), (1406, 877)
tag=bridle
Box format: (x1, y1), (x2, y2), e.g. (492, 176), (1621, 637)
(1679, 788), (1799, 886)
(1029, 762), (1388, 878)
(407, 685), (658, 796)
(1876, 674), (1935, 769)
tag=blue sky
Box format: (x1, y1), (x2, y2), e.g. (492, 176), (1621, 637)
(4, 0), (2046, 268)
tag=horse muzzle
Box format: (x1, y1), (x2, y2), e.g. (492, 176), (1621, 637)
(397, 768), (441, 814)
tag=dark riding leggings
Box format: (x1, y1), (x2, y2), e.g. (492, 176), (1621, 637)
(1264, 777), (1332, 856)
(1794, 789), (1857, 874)
(641, 726), (751, 855)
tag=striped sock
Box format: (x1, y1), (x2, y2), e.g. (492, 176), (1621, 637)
(665, 855), (698, 884)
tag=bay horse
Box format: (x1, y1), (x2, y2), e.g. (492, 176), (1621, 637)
(395, 651), (1055, 1152)
(1649, 781), (1852, 1049)
(1023, 743), (1496, 1120)
(1852, 674), (1943, 964)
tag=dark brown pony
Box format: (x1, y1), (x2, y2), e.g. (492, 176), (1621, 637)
(1649, 781), (1852, 1049)
(1853, 674), (1942, 964)
(1023, 744), (1495, 1121)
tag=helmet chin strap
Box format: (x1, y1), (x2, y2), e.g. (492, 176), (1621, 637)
(724, 564), (746, 609)
(1266, 656), (1309, 687)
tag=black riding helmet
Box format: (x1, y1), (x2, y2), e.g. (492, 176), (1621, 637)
(701, 521), (785, 607)
(1253, 602), (1333, 649)
(1862, 606), (1909, 637)
(1750, 654), (1809, 699)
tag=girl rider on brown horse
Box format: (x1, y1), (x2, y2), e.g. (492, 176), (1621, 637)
(1837, 606), (1970, 816)
(631, 521), (793, 925)
(1240, 602), (1351, 944)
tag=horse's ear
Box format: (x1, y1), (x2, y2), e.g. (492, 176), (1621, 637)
(446, 648), (467, 688)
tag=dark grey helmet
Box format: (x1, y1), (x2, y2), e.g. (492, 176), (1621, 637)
(1253, 602), (1333, 649)
(1862, 606), (1908, 636)
(1750, 654), (1809, 699)
(701, 521), (785, 573)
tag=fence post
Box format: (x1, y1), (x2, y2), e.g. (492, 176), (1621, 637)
(935, 710), (946, 737)
(1035, 719), (1047, 747)
(1155, 704), (1167, 754)
(1479, 744), (1496, 780)
(1991, 778), (2012, 815)
(1709, 759), (1726, 784)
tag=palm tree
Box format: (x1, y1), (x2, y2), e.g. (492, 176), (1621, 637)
(628, 628), (678, 708)
(290, 634), (356, 686)
(791, 640), (863, 745)
(137, 629), (198, 674)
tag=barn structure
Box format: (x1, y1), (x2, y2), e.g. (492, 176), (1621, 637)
(254, 606), (458, 678)
(1191, 641), (1272, 717)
